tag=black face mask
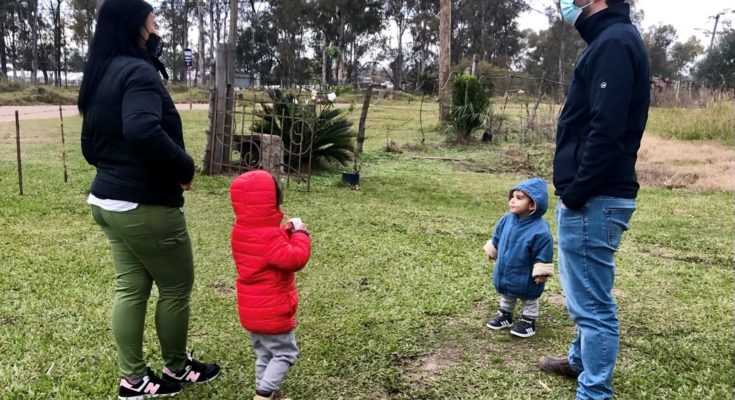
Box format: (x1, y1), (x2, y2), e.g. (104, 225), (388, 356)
(146, 32), (164, 59)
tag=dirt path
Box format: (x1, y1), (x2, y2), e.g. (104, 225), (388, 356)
(0, 104), (209, 123)
(637, 135), (734, 191)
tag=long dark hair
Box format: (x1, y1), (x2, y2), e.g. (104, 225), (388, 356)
(77, 0), (154, 115)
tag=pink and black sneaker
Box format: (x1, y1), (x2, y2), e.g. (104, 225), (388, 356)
(118, 367), (183, 399)
(162, 351), (220, 385)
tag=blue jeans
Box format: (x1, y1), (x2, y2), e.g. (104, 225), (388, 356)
(557, 196), (635, 400)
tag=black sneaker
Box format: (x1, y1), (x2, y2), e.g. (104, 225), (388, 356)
(510, 316), (537, 338)
(486, 310), (513, 330)
(118, 367), (183, 399)
(162, 351), (220, 384)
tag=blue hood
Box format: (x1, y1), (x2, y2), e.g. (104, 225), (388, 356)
(510, 178), (549, 218)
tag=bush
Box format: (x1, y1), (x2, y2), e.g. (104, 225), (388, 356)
(450, 74), (491, 144)
(252, 90), (356, 169)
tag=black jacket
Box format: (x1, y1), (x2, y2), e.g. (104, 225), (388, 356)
(553, 3), (650, 210)
(81, 56), (195, 207)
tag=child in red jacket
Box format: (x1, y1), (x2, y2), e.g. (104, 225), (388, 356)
(230, 170), (311, 400)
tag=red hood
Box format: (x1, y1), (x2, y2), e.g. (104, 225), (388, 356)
(230, 170), (284, 227)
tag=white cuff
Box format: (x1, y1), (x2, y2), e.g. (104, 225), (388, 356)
(532, 262), (554, 277)
(483, 240), (498, 259)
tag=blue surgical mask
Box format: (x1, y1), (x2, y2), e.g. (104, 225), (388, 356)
(560, 0), (595, 25)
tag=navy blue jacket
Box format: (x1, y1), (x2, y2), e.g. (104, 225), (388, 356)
(490, 178), (554, 300)
(553, 3), (650, 210)
(81, 56), (195, 207)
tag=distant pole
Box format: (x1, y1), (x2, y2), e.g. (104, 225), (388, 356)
(188, 67), (192, 110)
(709, 13), (721, 52)
(59, 105), (68, 183)
(15, 111), (23, 195)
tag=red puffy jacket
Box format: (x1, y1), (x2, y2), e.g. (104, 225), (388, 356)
(230, 171), (311, 334)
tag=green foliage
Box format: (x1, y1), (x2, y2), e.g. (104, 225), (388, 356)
(450, 74), (491, 143)
(252, 90), (356, 169)
(695, 29), (735, 89)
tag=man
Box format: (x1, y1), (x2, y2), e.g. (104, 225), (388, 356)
(539, 1), (650, 399)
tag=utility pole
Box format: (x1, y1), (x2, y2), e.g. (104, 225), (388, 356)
(709, 13), (720, 52)
(438, 0), (451, 123)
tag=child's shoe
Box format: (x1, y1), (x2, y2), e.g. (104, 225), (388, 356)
(486, 310), (513, 330)
(254, 390), (292, 400)
(510, 316), (536, 338)
(162, 351), (221, 384)
(118, 367), (183, 399)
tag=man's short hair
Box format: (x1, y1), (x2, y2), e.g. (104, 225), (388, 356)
(606, 0), (627, 4)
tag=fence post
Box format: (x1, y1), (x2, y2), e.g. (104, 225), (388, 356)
(59, 105), (68, 183)
(356, 86), (373, 154)
(15, 110), (23, 195)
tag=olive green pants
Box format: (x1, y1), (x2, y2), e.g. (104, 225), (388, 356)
(91, 204), (193, 379)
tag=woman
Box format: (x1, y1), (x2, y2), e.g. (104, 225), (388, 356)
(78, 0), (219, 398)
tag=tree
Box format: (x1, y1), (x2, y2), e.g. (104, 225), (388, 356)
(452, 0), (528, 68)
(70, 0), (95, 51)
(695, 28), (735, 89)
(669, 36), (703, 79)
(309, 0), (383, 85)
(407, 0), (439, 91)
(385, 0), (416, 89)
(523, 8), (585, 94)
(643, 24), (677, 79)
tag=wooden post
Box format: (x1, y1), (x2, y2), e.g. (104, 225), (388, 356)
(15, 111), (23, 195)
(438, 0), (452, 123)
(356, 86), (373, 153)
(59, 105), (68, 183)
(209, 43), (236, 174)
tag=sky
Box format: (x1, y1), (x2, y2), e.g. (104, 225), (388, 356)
(519, 0), (735, 46)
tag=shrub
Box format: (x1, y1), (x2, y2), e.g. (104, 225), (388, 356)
(450, 74), (491, 144)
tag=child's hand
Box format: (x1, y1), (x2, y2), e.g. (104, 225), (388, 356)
(534, 275), (549, 284)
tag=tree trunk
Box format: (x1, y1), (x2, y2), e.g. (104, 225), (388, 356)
(0, 14), (7, 79)
(54, 0), (62, 86)
(197, 0), (206, 85)
(321, 36), (329, 86)
(438, 0), (451, 123)
(30, 0), (39, 85)
(396, 22), (405, 89)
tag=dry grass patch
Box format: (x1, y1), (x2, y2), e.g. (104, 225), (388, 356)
(637, 135), (734, 191)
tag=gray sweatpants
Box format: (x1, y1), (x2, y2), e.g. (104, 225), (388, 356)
(500, 294), (540, 319)
(250, 330), (299, 393)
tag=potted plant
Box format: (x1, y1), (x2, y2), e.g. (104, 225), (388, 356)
(341, 154), (361, 189)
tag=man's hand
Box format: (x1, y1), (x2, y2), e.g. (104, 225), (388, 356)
(534, 275), (549, 284)
(181, 182), (192, 190)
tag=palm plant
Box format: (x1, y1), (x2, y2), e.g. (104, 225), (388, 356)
(252, 90), (356, 170)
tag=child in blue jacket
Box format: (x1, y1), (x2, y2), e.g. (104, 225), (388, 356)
(483, 178), (554, 338)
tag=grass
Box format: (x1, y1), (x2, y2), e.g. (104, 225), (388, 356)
(647, 102), (735, 145)
(0, 102), (733, 399)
